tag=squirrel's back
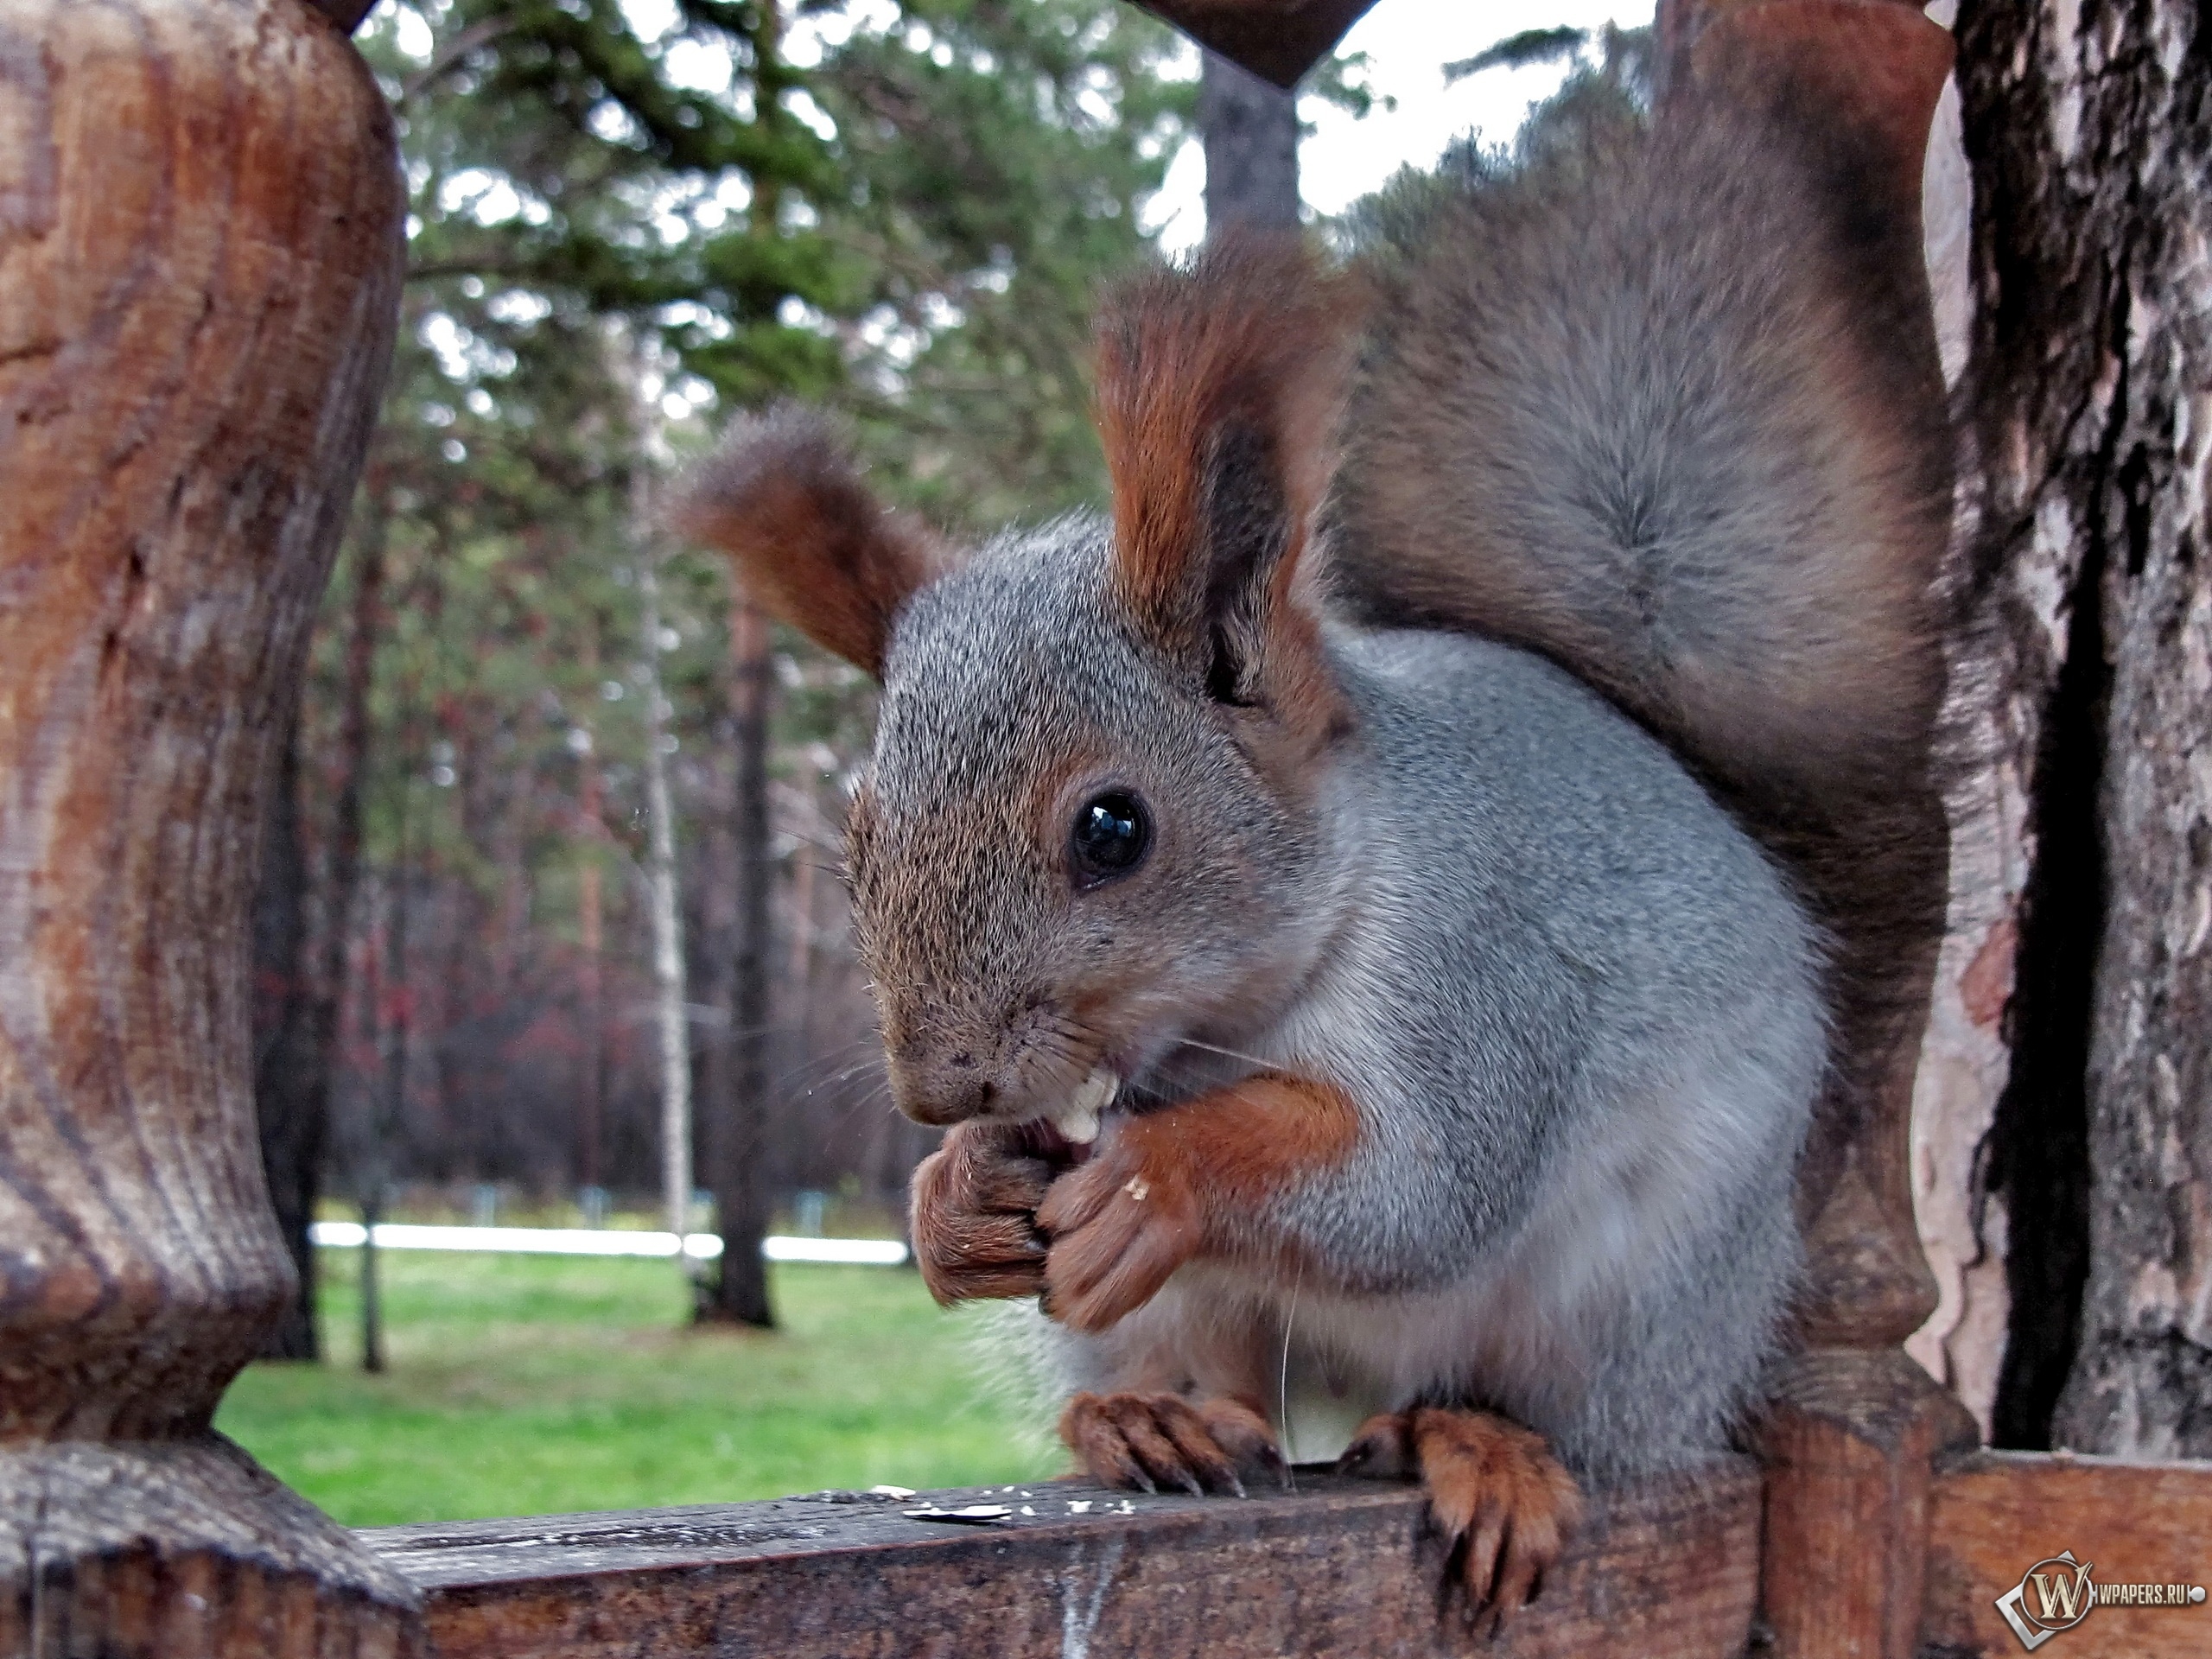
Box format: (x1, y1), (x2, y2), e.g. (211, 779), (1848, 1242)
(1328, 89), (1955, 1161)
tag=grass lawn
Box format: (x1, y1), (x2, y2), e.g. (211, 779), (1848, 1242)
(216, 1249), (1064, 1528)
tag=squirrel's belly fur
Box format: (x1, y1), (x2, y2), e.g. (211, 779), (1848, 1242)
(1046, 627), (1826, 1484)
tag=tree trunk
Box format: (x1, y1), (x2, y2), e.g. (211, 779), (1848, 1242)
(2004, 0), (2212, 1459)
(701, 3), (785, 1331)
(0, 0), (417, 1649)
(576, 630), (608, 1197)
(1199, 48), (1299, 233)
(638, 542), (700, 1301)
(251, 705), (322, 1361)
(1904, 0), (2212, 1456)
(703, 600), (777, 1327)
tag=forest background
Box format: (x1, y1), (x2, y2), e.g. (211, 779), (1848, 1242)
(249, 0), (1402, 1356)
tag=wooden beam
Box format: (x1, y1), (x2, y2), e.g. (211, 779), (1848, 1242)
(1124, 0), (1378, 88)
(0, 0), (414, 1651)
(369, 1461), (1762, 1658)
(1923, 1452), (2212, 1657)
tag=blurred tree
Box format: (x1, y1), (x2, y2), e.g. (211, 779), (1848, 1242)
(260, 0), (848, 1357)
(1199, 48), (1296, 231)
(806, 0), (1197, 526)
(254, 0), (1205, 1354)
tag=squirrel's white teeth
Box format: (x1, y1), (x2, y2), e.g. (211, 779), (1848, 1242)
(1049, 1067), (1120, 1145)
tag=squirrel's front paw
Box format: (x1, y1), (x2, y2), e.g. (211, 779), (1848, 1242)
(1338, 1408), (1582, 1637)
(1059, 1390), (1285, 1497)
(1034, 1128), (1199, 1333)
(908, 1121), (1054, 1306)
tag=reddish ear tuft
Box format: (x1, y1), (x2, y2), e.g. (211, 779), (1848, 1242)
(1092, 236), (1360, 651)
(666, 407), (945, 678)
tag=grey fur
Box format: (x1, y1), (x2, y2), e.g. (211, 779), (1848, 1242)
(858, 518), (1823, 1484)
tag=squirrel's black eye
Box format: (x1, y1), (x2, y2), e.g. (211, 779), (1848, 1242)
(1069, 791), (1151, 888)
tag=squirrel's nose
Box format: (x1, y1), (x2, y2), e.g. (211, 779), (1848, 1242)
(888, 1059), (997, 1127)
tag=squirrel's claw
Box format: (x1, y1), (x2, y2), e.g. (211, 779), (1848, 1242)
(1058, 1391), (1278, 1499)
(1334, 1412), (1415, 1480)
(1339, 1407), (1580, 1636)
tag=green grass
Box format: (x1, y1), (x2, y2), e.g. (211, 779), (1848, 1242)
(216, 1249), (1062, 1528)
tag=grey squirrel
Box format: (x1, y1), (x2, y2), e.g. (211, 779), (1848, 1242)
(671, 73), (1949, 1632)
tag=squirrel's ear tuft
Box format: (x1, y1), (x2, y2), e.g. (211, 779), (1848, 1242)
(666, 407), (946, 679)
(1093, 235), (1359, 702)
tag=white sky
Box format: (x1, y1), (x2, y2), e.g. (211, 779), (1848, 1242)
(1147, 0), (1657, 251)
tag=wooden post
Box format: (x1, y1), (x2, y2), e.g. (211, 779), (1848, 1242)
(1653, 3), (1979, 1655)
(0, 0), (416, 1652)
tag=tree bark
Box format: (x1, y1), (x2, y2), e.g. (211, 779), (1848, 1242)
(576, 626), (609, 1195)
(0, 0), (418, 1649)
(2024, 1), (2212, 1459)
(638, 543), (700, 1300)
(701, 3), (785, 1331)
(1904, 0), (2212, 1458)
(703, 601), (777, 1327)
(1199, 48), (1300, 234)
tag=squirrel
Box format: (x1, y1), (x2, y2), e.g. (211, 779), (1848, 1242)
(671, 66), (1951, 1634)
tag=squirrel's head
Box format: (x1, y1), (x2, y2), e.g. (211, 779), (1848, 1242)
(672, 239), (1358, 1128)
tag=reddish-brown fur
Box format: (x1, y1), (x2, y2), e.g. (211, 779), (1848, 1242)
(663, 406), (945, 679)
(1339, 1408), (1584, 1634)
(1033, 1072), (1363, 1334)
(908, 1122), (1052, 1306)
(1091, 237), (1363, 754)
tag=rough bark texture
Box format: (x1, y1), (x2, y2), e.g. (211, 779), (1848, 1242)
(702, 601), (776, 1327)
(2044, 6), (2212, 1456)
(0, 0), (418, 1649)
(1199, 48), (1299, 232)
(1911, 0), (2212, 1456)
(1902, 18), (2021, 1438)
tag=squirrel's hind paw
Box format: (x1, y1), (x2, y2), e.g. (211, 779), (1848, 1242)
(1338, 1408), (1581, 1637)
(1058, 1391), (1285, 1499)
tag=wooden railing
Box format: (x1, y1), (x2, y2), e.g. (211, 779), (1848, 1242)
(2, 3), (2208, 1657)
(353, 1449), (2209, 1658)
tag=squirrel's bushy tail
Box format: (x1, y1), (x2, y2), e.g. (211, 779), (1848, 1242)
(1332, 79), (1955, 1197)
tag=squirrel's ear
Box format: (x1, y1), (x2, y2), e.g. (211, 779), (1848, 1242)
(667, 407), (947, 679)
(1093, 236), (1357, 709)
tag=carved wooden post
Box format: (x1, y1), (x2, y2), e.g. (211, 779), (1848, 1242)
(1656, 3), (1980, 1655)
(0, 0), (416, 1652)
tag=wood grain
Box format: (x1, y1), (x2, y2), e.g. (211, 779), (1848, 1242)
(371, 1462), (1763, 1659)
(1923, 1452), (2212, 1657)
(0, 0), (415, 1650)
(1751, 1350), (1979, 1659)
